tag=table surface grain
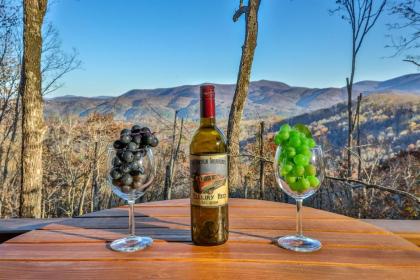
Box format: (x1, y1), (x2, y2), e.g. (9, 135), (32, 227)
(0, 198), (419, 280)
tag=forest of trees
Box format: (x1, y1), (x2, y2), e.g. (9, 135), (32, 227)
(0, 0), (418, 219)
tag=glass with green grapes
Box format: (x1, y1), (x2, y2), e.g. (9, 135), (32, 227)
(273, 124), (325, 252)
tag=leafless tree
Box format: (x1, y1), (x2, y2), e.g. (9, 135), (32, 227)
(387, 0), (419, 66)
(0, 0), (80, 217)
(41, 22), (81, 95)
(163, 114), (184, 200)
(227, 0), (261, 192)
(332, 0), (387, 177)
(0, 1), (20, 216)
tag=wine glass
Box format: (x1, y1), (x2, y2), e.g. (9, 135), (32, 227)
(273, 145), (325, 252)
(107, 146), (155, 252)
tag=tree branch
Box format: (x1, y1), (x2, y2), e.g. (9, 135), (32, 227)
(403, 58), (420, 66)
(233, 5), (249, 22)
(326, 176), (420, 204)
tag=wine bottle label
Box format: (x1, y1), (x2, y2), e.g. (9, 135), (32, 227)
(190, 154), (228, 207)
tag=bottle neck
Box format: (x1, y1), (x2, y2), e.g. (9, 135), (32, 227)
(200, 117), (216, 127)
(200, 94), (216, 127)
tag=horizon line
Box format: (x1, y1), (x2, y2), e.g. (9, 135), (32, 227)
(48, 72), (418, 99)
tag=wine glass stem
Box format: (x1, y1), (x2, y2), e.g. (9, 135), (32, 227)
(128, 202), (135, 237)
(296, 199), (303, 237)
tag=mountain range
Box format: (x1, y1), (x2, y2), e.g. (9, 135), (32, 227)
(44, 73), (420, 121)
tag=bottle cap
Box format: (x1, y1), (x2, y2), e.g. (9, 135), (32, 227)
(200, 85), (215, 118)
(200, 85), (215, 98)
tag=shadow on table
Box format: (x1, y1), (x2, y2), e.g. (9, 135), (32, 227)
(41, 208), (277, 246)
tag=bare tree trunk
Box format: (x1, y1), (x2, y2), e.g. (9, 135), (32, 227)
(354, 93), (366, 217)
(346, 44), (356, 178)
(163, 165), (171, 200)
(259, 121), (265, 200)
(346, 77), (353, 178)
(91, 141), (99, 212)
(227, 0), (261, 192)
(70, 184), (76, 217)
(244, 176), (248, 199)
(19, 0), (47, 218)
(169, 118), (184, 199)
(78, 176), (90, 216)
(337, 0), (387, 178)
(356, 93), (362, 179)
(163, 111), (177, 200)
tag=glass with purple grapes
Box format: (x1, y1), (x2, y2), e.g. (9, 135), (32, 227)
(108, 125), (158, 252)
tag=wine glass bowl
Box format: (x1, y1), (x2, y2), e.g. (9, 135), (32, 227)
(108, 147), (154, 202)
(274, 146), (324, 200)
(107, 146), (155, 252)
(273, 144), (325, 253)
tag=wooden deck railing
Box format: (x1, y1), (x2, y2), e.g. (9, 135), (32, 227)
(363, 219), (420, 246)
(0, 218), (65, 243)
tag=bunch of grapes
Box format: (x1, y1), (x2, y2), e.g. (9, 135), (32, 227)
(109, 125), (158, 193)
(274, 124), (320, 193)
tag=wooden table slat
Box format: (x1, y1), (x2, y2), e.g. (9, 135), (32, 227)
(1, 242), (419, 267)
(1, 261), (418, 280)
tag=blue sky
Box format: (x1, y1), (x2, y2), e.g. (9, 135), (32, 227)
(47, 0), (415, 97)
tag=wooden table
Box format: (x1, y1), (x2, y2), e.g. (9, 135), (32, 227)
(0, 199), (419, 279)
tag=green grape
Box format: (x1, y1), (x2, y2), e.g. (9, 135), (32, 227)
(292, 180), (305, 193)
(307, 138), (316, 148)
(280, 124), (291, 133)
(300, 137), (309, 147)
(290, 181), (301, 192)
(283, 163), (293, 173)
(307, 176), (320, 187)
(296, 144), (309, 154)
(289, 130), (300, 138)
(293, 154), (308, 166)
(288, 135), (301, 148)
(284, 158), (295, 168)
(293, 165), (305, 176)
(305, 164), (316, 176)
(286, 175), (296, 184)
(302, 149), (312, 160)
(280, 163), (293, 176)
(278, 131), (290, 142)
(300, 178), (311, 190)
(285, 147), (296, 158)
(274, 133), (283, 145)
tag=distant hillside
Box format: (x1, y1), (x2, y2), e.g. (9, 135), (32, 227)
(267, 93), (420, 157)
(44, 73), (420, 121)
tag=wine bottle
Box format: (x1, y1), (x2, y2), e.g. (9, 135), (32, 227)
(189, 84), (229, 245)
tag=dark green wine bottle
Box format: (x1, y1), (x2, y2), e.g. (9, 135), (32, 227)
(189, 85), (229, 245)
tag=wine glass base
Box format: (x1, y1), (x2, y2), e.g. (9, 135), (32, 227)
(110, 236), (153, 252)
(277, 235), (321, 252)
